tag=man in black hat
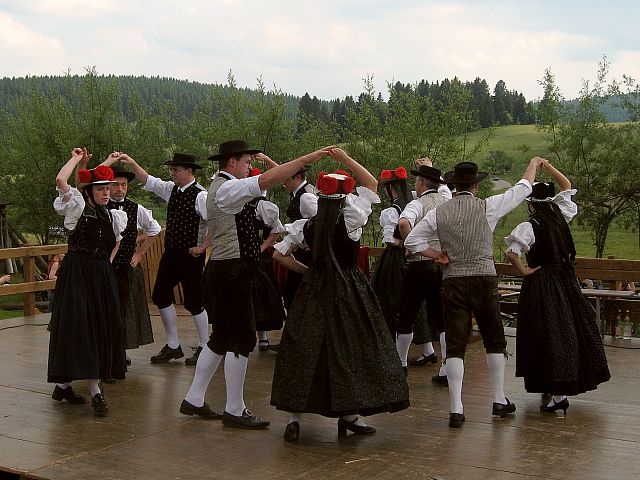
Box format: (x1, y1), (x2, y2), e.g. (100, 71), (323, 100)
(404, 157), (543, 428)
(180, 139), (332, 430)
(100, 157), (161, 366)
(119, 153), (210, 366)
(395, 158), (451, 378)
(281, 163), (317, 310)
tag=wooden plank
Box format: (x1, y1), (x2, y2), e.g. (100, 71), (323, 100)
(0, 280), (56, 296)
(22, 256), (35, 316)
(0, 244), (67, 260)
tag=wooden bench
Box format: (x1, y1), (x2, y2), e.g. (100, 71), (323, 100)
(496, 257), (640, 338)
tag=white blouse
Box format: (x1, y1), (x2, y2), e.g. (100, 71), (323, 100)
(274, 186), (380, 255)
(504, 189), (578, 256)
(54, 187), (128, 241)
(379, 207), (401, 246)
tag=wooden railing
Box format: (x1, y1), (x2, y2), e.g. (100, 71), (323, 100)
(0, 244), (68, 316)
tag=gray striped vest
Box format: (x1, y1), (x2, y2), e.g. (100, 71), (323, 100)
(435, 194), (495, 279)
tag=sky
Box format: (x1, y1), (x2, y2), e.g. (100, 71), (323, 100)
(2, 0), (640, 102)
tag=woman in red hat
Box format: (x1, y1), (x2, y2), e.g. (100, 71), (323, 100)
(271, 148), (409, 441)
(48, 148), (127, 417)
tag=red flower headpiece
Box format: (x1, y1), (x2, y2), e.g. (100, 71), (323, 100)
(380, 166), (408, 184)
(248, 167), (262, 177)
(77, 166), (115, 187)
(317, 171), (356, 198)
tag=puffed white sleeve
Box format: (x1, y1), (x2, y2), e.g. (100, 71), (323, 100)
(195, 190), (208, 221)
(553, 189), (578, 223)
(342, 186), (381, 239)
(137, 205), (161, 236)
(256, 200), (285, 234)
(110, 209), (128, 242)
(299, 193), (318, 219)
(504, 222), (535, 257)
(274, 219), (308, 255)
(53, 186), (85, 231)
(380, 207), (401, 245)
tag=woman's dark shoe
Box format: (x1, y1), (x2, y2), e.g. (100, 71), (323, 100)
(492, 398), (516, 417)
(283, 421), (300, 442)
(410, 353), (438, 366)
(258, 340), (270, 352)
(449, 412), (465, 428)
(91, 393), (109, 417)
(540, 398), (569, 415)
(52, 385), (87, 404)
(337, 417), (376, 436)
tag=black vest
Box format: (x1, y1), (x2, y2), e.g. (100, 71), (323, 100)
(304, 213), (360, 269)
(525, 205), (576, 268)
(235, 197), (262, 262)
(68, 205), (116, 260)
(286, 182), (311, 222)
(108, 198), (139, 271)
(165, 182), (205, 249)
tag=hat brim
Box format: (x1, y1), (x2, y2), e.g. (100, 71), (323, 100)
(410, 169), (447, 184)
(111, 172), (136, 182)
(526, 196), (555, 203)
(78, 180), (118, 190)
(163, 161), (203, 170)
(207, 149), (262, 162)
(318, 193), (347, 200)
(443, 170), (489, 184)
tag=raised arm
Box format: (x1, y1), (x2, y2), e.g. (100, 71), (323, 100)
(118, 153), (149, 186)
(522, 156), (545, 184)
(328, 148), (377, 191)
(100, 151), (124, 167)
(257, 147), (333, 191)
(540, 160), (571, 191)
(58, 148), (89, 195)
(253, 152), (279, 170)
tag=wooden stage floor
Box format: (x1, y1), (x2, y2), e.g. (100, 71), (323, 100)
(1, 310), (639, 480)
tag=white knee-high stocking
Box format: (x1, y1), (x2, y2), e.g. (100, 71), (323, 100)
(224, 353), (248, 416)
(486, 353), (507, 404)
(396, 333), (413, 367)
(447, 357), (464, 414)
(184, 345), (223, 407)
(192, 310), (209, 346)
(159, 305), (180, 349)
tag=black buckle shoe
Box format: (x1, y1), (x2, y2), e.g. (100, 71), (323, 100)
(52, 385), (87, 404)
(150, 344), (184, 363)
(540, 398), (569, 415)
(180, 399), (223, 420)
(410, 353), (438, 366)
(431, 374), (448, 386)
(91, 393), (109, 417)
(184, 346), (203, 366)
(492, 398), (516, 417)
(449, 412), (465, 428)
(222, 409), (269, 429)
(284, 421), (300, 442)
(337, 417), (376, 435)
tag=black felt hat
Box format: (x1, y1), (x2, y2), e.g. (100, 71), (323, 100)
(526, 182), (556, 202)
(443, 162), (488, 184)
(110, 164), (136, 182)
(164, 153), (202, 170)
(410, 165), (446, 184)
(208, 140), (262, 162)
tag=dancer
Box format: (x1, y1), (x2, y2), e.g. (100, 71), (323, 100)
(101, 159), (161, 365)
(271, 148), (409, 441)
(48, 148), (127, 416)
(504, 160), (610, 414)
(119, 153), (209, 366)
(405, 157), (542, 427)
(396, 159), (451, 379)
(180, 140), (332, 430)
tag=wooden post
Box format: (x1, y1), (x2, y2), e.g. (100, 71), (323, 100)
(23, 256), (36, 316)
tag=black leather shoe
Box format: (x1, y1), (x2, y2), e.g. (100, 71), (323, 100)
(410, 353), (438, 366)
(258, 340), (269, 352)
(52, 385), (87, 404)
(184, 346), (203, 366)
(449, 412), (465, 428)
(431, 374), (448, 386)
(180, 399), (223, 420)
(222, 409), (269, 429)
(492, 398), (516, 417)
(91, 393), (109, 417)
(284, 421), (300, 442)
(337, 417), (376, 435)
(150, 344), (184, 363)
(540, 398), (569, 415)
